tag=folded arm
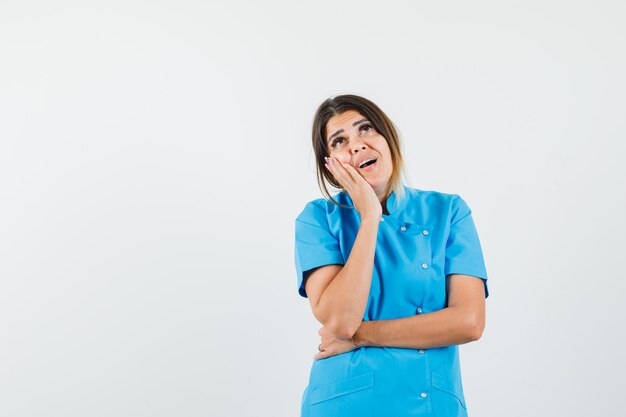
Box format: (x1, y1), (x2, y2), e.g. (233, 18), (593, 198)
(352, 274), (486, 348)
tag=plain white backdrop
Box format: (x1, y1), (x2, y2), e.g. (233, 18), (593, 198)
(1, 1), (625, 416)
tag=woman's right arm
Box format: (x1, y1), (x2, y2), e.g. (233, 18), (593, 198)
(303, 156), (382, 339)
(305, 213), (380, 339)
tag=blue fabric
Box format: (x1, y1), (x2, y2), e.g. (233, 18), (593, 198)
(294, 184), (488, 417)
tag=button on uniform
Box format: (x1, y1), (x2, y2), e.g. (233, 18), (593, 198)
(421, 392), (428, 398)
(417, 307), (422, 313)
(400, 225), (407, 232)
(421, 263), (429, 269)
(422, 229), (429, 235)
(418, 349), (425, 354)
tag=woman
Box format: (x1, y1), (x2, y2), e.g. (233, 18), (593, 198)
(294, 94), (489, 417)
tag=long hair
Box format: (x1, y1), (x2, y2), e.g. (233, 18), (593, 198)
(311, 94), (409, 209)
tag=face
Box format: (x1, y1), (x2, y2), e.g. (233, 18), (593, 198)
(325, 109), (393, 199)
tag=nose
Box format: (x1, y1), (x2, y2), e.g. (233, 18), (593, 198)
(350, 137), (367, 154)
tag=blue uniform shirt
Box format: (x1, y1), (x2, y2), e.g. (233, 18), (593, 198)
(294, 184), (489, 417)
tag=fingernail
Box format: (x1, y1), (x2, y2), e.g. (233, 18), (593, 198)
(324, 156), (329, 163)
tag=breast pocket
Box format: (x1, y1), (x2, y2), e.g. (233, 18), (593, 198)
(304, 372), (374, 417)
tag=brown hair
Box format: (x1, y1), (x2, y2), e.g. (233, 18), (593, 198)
(311, 94), (409, 209)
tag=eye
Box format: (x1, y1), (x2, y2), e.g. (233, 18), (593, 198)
(360, 123), (373, 133)
(330, 137), (345, 148)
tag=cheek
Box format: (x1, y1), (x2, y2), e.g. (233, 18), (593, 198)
(380, 144), (392, 164)
(380, 151), (392, 171)
(332, 155), (350, 164)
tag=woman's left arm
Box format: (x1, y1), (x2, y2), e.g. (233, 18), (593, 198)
(353, 274), (486, 349)
(313, 274), (486, 359)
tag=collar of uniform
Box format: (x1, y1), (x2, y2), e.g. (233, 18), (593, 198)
(382, 183), (412, 222)
(334, 184), (429, 235)
(335, 183), (413, 222)
(381, 184), (430, 235)
(384, 184), (406, 216)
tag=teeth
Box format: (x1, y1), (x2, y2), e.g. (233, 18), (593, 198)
(359, 158), (376, 168)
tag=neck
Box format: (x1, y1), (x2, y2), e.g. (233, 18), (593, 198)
(381, 196), (390, 215)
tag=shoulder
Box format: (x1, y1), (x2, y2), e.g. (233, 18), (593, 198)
(295, 193), (347, 223)
(404, 186), (470, 221)
(405, 186), (464, 208)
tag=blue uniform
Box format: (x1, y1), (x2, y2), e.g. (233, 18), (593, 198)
(294, 184), (489, 417)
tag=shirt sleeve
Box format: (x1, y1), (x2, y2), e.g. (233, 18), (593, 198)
(444, 195), (489, 298)
(294, 200), (344, 298)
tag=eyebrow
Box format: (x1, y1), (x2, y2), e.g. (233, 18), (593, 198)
(327, 118), (369, 145)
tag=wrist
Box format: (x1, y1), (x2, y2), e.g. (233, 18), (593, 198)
(352, 321), (369, 347)
(361, 215), (382, 226)
(350, 336), (358, 348)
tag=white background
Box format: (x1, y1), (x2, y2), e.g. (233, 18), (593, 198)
(1, 1), (625, 416)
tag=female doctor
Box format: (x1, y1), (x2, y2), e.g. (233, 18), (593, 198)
(294, 94), (489, 417)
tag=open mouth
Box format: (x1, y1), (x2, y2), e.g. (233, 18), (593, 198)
(359, 158), (377, 170)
